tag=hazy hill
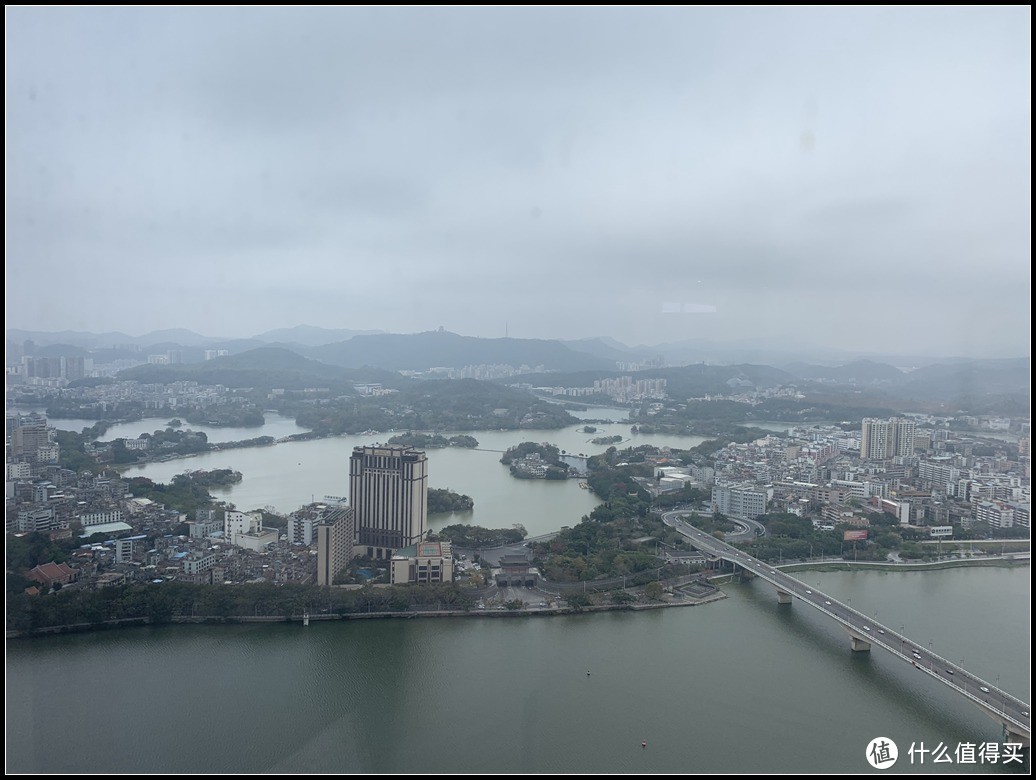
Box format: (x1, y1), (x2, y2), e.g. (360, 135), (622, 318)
(781, 359), (905, 384)
(116, 347), (396, 391)
(252, 325), (383, 346)
(30, 343), (92, 358)
(896, 358), (1030, 406)
(559, 337), (656, 363)
(7, 328), (220, 350)
(308, 330), (613, 371)
(7, 329), (137, 350)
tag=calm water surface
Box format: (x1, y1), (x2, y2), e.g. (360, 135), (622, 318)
(6, 567), (1028, 774)
(114, 416), (708, 536)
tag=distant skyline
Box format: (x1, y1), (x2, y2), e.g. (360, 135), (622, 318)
(6, 7), (1031, 358)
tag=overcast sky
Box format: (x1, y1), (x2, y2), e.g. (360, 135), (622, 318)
(5, 7), (1031, 357)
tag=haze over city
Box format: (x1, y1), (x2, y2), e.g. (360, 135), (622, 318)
(5, 7), (1031, 358)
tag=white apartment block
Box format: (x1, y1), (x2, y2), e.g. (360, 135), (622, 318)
(711, 483), (770, 520)
(80, 510), (124, 527)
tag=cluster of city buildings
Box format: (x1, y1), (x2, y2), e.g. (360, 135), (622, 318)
(653, 416), (1030, 535)
(145, 349), (229, 364)
(6, 341), (135, 385)
(404, 363), (548, 381)
(7, 379), (266, 423)
(10, 355), (93, 386)
(7, 408), (452, 593)
(6, 341), (238, 384)
(514, 375), (668, 402)
(8, 398), (1028, 599)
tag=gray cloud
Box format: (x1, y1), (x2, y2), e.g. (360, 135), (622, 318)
(5, 7), (1030, 357)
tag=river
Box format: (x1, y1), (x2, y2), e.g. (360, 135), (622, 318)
(5, 567), (1028, 774)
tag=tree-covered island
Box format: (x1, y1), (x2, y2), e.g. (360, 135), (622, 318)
(387, 432), (479, 449)
(427, 488), (475, 514)
(499, 442), (569, 480)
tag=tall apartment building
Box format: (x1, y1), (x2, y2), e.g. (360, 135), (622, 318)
(316, 504), (355, 586)
(860, 418), (916, 460)
(20, 355), (90, 381)
(288, 509), (318, 546)
(10, 421), (54, 458)
(350, 445), (428, 559)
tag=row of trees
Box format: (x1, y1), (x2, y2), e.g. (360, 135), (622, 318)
(730, 509), (1032, 564)
(6, 581), (479, 633)
(433, 523), (525, 548)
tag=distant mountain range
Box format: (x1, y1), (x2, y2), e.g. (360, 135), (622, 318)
(780, 359), (907, 384)
(6, 328), (228, 350)
(8, 326), (1029, 367)
(6, 325), (1030, 413)
(5, 326), (381, 351)
(252, 325), (384, 346)
(559, 337), (659, 364)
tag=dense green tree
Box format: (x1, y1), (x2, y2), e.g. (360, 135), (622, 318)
(428, 489), (475, 514)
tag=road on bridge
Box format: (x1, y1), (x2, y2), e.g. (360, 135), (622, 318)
(662, 510), (1031, 745)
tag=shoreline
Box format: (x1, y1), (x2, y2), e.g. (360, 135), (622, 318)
(8, 556), (1027, 641)
(5, 588), (727, 640)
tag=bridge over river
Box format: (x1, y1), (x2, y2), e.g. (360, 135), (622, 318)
(663, 511), (1031, 747)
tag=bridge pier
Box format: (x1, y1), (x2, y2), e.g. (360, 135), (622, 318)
(775, 588), (792, 604)
(1004, 725), (1030, 749)
(849, 636), (872, 652)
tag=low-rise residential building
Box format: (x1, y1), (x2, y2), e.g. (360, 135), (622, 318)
(183, 550), (221, 576)
(224, 509), (278, 551)
(17, 507), (55, 533)
(390, 540), (455, 585)
(974, 500), (1014, 529)
(79, 510), (124, 527)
